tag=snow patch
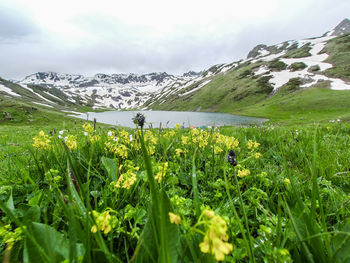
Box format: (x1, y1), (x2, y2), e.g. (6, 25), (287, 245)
(180, 79), (212, 96)
(33, 102), (54, 108)
(0, 84), (20, 97)
(254, 66), (270, 75)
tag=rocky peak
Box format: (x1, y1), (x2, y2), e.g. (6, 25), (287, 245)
(331, 18), (350, 36)
(182, 71), (201, 77)
(247, 44), (269, 59)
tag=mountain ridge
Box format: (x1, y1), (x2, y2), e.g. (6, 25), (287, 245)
(1, 18), (350, 118)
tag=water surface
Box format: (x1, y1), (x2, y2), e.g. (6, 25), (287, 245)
(76, 110), (267, 128)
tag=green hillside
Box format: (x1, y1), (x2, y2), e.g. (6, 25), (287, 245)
(150, 33), (350, 125)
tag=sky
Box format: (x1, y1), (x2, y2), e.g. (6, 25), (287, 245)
(0, 0), (349, 80)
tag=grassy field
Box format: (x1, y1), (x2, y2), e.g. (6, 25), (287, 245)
(1, 114), (350, 262)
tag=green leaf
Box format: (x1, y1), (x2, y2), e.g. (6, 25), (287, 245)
(332, 220), (350, 262)
(101, 156), (117, 181)
(133, 190), (180, 263)
(6, 190), (15, 210)
(24, 222), (85, 263)
(24, 205), (41, 223)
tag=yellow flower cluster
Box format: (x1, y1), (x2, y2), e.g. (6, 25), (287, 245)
(144, 130), (157, 155)
(154, 162), (169, 183)
(64, 135), (77, 150)
(82, 122), (101, 143)
(247, 139), (260, 150)
(105, 140), (128, 159)
(89, 134), (101, 144)
(214, 133), (240, 150)
(115, 162), (139, 189)
(175, 148), (183, 157)
(199, 210), (233, 261)
(33, 131), (51, 150)
(0, 225), (24, 250)
(284, 178), (291, 186)
(181, 136), (189, 145)
(83, 122), (94, 133)
(190, 129), (210, 148)
(237, 168), (251, 178)
(91, 209), (117, 234)
(168, 212), (181, 224)
(119, 130), (129, 140)
(212, 145), (223, 154)
(254, 152), (262, 159)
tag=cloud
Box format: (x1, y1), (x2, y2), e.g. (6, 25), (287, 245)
(0, 5), (39, 41)
(0, 0), (349, 80)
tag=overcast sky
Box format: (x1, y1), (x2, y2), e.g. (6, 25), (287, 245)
(0, 0), (349, 80)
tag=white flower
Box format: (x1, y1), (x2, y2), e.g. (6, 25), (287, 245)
(84, 131), (88, 136)
(64, 136), (68, 142)
(113, 137), (119, 142)
(59, 130), (65, 135)
(337, 119), (341, 122)
(58, 135), (62, 139)
(129, 135), (133, 141)
(207, 126), (212, 129)
(107, 131), (113, 137)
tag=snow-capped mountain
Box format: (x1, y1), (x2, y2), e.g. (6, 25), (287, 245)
(147, 18), (350, 111)
(19, 71), (202, 109)
(1, 18), (349, 112)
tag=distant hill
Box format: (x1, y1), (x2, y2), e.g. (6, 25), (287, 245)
(1, 18), (350, 124)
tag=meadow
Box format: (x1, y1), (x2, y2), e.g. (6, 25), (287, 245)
(1, 116), (350, 262)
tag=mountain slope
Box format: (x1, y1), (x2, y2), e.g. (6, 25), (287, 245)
(1, 19), (350, 124)
(148, 19), (350, 123)
(19, 71), (201, 110)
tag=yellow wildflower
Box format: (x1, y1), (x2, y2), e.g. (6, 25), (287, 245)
(199, 214), (233, 261)
(237, 168), (250, 178)
(119, 130), (129, 141)
(181, 136), (189, 145)
(116, 171), (137, 189)
(175, 123), (181, 129)
(168, 212), (181, 224)
(168, 130), (175, 137)
(90, 210), (117, 234)
(144, 130), (157, 145)
(64, 135), (77, 150)
(91, 225), (98, 233)
(154, 162), (168, 183)
(175, 148), (183, 157)
(83, 122), (94, 133)
(198, 137), (208, 148)
(114, 161), (139, 189)
(215, 134), (239, 150)
(105, 140), (128, 159)
(33, 130), (51, 150)
(247, 139), (260, 150)
(213, 145), (223, 154)
(284, 178), (290, 186)
(254, 152), (262, 159)
(0, 225), (24, 250)
(89, 134), (101, 143)
(203, 209), (215, 219)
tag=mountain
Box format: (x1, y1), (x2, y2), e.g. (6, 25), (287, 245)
(1, 19), (350, 123)
(148, 19), (350, 119)
(17, 71), (203, 109)
(331, 18), (350, 36)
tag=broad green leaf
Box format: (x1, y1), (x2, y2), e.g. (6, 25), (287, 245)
(24, 222), (85, 263)
(101, 156), (117, 181)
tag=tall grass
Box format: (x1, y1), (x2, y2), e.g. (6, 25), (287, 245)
(0, 121), (350, 262)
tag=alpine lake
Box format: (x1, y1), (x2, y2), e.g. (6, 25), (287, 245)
(76, 110), (268, 128)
